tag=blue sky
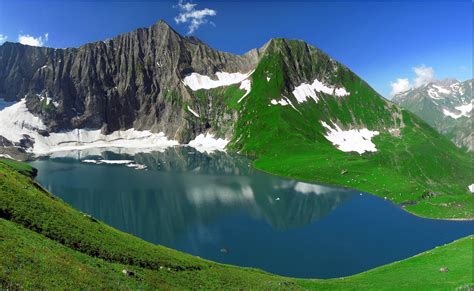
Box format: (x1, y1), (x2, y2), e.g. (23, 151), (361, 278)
(0, 0), (471, 97)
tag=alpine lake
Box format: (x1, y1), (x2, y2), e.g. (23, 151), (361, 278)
(28, 147), (474, 279)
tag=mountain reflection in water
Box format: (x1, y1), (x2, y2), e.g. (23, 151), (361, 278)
(34, 147), (353, 244)
(30, 147), (474, 279)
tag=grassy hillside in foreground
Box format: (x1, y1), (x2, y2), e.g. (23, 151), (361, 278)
(229, 39), (474, 220)
(1, 159), (473, 289)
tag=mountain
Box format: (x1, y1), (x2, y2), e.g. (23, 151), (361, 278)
(392, 79), (473, 151)
(0, 20), (258, 145)
(0, 20), (472, 218)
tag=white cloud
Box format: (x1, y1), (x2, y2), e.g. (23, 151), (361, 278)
(174, 0), (217, 34)
(18, 33), (49, 47)
(390, 78), (411, 96)
(413, 65), (435, 87)
(0, 34), (7, 45)
(177, 1), (196, 12)
(389, 65), (436, 97)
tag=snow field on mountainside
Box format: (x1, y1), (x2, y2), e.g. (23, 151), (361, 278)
(320, 121), (379, 154)
(292, 78), (349, 104)
(188, 133), (229, 153)
(182, 70), (254, 104)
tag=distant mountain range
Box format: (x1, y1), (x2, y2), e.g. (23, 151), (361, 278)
(392, 79), (473, 151)
(0, 20), (472, 216)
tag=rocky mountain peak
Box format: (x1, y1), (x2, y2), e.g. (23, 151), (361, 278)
(392, 77), (472, 151)
(149, 19), (182, 38)
(430, 78), (459, 86)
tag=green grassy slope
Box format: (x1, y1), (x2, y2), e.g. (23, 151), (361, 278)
(0, 160), (473, 289)
(229, 39), (474, 219)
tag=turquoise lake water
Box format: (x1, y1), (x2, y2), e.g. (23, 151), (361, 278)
(29, 148), (474, 278)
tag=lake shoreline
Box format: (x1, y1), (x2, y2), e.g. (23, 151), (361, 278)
(26, 149), (474, 278)
(1, 159), (473, 289)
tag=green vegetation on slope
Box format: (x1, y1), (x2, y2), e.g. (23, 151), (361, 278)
(180, 84), (246, 140)
(0, 160), (473, 289)
(229, 39), (474, 219)
(0, 158), (36, 178)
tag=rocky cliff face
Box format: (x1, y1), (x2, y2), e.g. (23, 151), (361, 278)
(0, 20), (260, 142)
(392, 79), (473, 151)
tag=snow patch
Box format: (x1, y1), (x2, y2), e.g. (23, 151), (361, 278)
(183, 70), (254, 104)
(38, 94), (59, 108)
(33, 129), (179, 155)
(442, 109), (461, 119)
(0, 154), (13, 159)
(427, 88), (442, 99)
(266, 76), (271, 82)
(321, 121), (379, 154)
(450, 83), (461, 93)
(187, 106), (200, 117)
(0, 100), (179, 155)
(432, 84), (451, 95)
(442, 102), (472, 119)
(428, 85), (452, 100)
(83, 159), (147, 170)
(455, 102), (472, 116)
(183, 71), (253, 91)
(188, 133), (229, 153)
(270, 96), (301, 113)
(83, 159), (133, 165)
(270, 99), (289, 106)
(469, 184), (474, 193)
(292, 78), (349, 104)
(237, 79), (252, 103)
(0, 99), (47, 143)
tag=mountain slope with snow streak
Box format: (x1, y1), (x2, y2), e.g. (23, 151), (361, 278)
(228, 38), (473, 219)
